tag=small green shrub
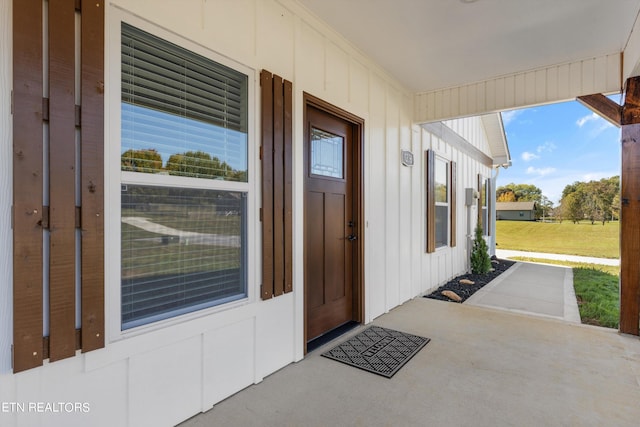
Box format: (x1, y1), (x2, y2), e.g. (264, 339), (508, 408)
(470, 223), (492, 274)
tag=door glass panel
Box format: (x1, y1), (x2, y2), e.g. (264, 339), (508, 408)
(311, 127), (344, 178)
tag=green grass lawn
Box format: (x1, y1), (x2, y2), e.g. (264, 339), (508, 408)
(495, 220), (619, 259)
(510, 257), (619, 329)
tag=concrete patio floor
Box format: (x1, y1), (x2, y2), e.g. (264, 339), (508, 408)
(181, 264), (640, 427)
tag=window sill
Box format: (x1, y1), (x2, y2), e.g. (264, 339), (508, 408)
(113, 295), (251, 342)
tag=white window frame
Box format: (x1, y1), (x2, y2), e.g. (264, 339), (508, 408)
(106, 9), (257, 341)
(480, 176), (490, 237)
(434, 155), (450, 249)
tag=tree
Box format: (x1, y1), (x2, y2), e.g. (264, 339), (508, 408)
(561, 192), (583, 224)
(509, 183), (543, 202)
(539, 195), (554, 221)
(497, 190), (516, 202)
(166, 150), (232, 179)
(121, 148), (163, 173)
(611, 192), (621, 220)
(470, 223), (492, 274)
(559, 176), (619, 225)
(165, 150), (248, 182)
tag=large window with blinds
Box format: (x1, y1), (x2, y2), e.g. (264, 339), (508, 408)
(120, 23), (248, 330)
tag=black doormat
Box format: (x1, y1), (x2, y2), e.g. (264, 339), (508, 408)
(321, 326), (430, 378)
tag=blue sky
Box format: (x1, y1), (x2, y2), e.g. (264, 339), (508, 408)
(498, 99), (621, 205)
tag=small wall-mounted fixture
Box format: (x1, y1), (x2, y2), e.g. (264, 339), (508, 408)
(401, 150), (414, 167)
(465, 188), (479, 206)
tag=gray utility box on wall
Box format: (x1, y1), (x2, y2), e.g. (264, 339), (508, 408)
(465, 188), (479, 206)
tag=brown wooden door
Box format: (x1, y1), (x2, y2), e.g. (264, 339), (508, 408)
(305, 105), (355, 341)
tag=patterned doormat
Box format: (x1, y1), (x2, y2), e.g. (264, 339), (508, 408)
(321, 326), (430, 378)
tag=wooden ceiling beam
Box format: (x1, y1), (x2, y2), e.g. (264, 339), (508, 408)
(576, 93), (621, 127)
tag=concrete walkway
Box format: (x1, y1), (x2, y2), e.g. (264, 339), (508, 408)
(180, 262), (640, 427)
(466, 261), (582, 323)
(496, 248), (620, 266)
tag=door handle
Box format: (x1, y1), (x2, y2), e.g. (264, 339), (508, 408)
(347, 234), (357, 241)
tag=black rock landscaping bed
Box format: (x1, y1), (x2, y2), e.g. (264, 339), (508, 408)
(424, 258), (516, 303)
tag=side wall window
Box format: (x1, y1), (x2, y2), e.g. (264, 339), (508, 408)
(479, 175), (490, 236)
(426, 149), (456, 252)
(120, 23), (248, 330)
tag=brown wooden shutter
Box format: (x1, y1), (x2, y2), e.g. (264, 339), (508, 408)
(485, 178), (492, 237)
(477, 174), (483, 229)
(450, 161), (457, 247)
(260, 70), (293, 299)
(425, 150), (436, 253)
(12, 0), (104, 373)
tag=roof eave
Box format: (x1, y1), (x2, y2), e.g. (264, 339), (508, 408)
(481, 113), (511, 168)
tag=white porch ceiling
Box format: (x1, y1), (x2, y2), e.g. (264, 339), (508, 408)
(298, 0), (640, 94)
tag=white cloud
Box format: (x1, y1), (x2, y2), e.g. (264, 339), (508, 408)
(501, 109), (524, 126)
(576, 113), (599, 127)
(576, 112), (615, 131)
(595, 121), (614, 134)
(536, 141), (557, 153)
(526, 166), (556, 176)
(521, 151), (540, 161)
(582, 171), (618, 182)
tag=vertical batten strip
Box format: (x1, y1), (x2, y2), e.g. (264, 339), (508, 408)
(48, 0), (78, 362)
(12, 0), (44, 373)
(80, 0), (104, 352)
(283, 80), (293, 293)
(260, 70), (274, 299)
(272, 75), (285, 296)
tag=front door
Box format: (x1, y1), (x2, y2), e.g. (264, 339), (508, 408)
(305, 104), (356, 342)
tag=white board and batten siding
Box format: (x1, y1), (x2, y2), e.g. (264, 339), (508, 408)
(418, 117), (493, 293)
(0, 0), (499, 426)
(416, 53), (622, 123)
(0, 0), (13, 399)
